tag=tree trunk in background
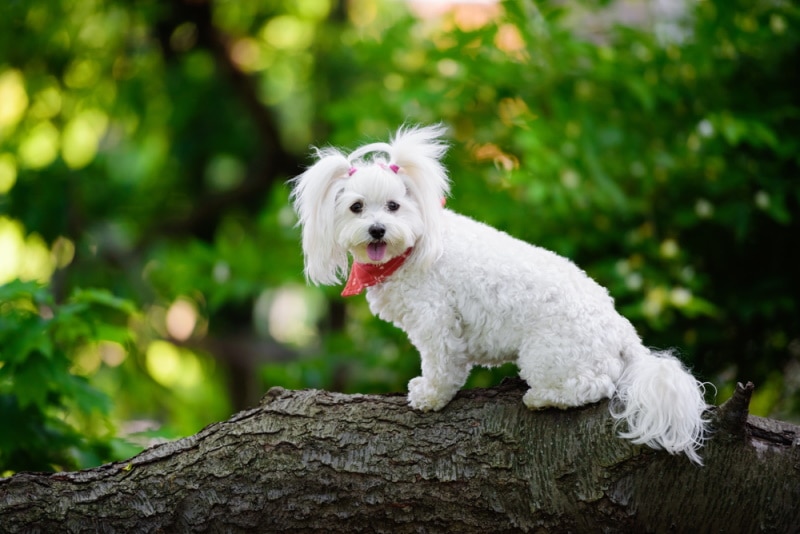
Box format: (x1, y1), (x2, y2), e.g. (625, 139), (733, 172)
(1, 380), (798, 532)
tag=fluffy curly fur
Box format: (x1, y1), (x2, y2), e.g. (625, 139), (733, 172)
(291, 124), (710, 465)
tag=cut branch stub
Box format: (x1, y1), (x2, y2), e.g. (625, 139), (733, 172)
(713, 381), (755, 438)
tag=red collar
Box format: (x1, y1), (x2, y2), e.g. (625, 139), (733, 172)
(341, 248), (414, 297)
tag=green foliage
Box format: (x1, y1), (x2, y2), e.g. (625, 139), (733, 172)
(0, 281), (135, 472)
(0, 0), (798, 473)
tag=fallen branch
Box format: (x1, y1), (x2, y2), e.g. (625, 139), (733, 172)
(1, 380), (798, 532)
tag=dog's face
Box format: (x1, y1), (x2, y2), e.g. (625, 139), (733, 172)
(334, 165), (424, 265)
(291, 125), (450, 286)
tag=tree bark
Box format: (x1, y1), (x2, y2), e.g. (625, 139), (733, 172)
(1, 380), (798, 533)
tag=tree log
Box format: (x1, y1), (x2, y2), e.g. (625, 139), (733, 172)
(1, 380), (798, 532)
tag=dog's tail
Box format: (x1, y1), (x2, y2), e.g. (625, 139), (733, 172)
(610, 346), (711, 465)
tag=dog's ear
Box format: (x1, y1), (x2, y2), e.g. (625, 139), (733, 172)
(389, 124), (451, 269)
(290, 149), (351, 285)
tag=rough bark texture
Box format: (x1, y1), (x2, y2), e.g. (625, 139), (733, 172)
(1, 380), (798, 533)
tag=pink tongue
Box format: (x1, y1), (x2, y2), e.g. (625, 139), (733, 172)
(367, 242), (387, 261)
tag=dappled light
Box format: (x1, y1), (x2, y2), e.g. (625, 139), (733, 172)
(72, 341), (127, 376)
(145, 340), (203, 390)
(0, 155), (16, 194)
(0, 70), (28, 129)
(253, 285), (325, 347)
(17, 121), (59, 169)
(166, 298), (199, 342)
(61, 109), (108, 169)
(0, 217), (54, 283)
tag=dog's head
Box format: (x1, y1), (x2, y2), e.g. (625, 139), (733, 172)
(291, 124), (450, 285)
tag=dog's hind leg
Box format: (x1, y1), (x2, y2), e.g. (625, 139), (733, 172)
(516, 341), (621, 410)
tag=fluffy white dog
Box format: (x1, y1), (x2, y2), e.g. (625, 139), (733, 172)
(291, 124), (710, 464)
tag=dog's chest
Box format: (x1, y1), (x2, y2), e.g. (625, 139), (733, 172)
(364, 273), (518, 364)
(364, 276), (430, 330)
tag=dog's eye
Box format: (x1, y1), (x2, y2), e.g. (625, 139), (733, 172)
(350, 201), (363, 214)
(386, 201), (400, 212)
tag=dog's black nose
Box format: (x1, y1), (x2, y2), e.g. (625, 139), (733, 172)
(368, 224), (386, 240)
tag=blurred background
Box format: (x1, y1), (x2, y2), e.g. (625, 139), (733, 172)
(1, 0), (798, 473)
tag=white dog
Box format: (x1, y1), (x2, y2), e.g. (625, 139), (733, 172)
(291, 124), (710, 464)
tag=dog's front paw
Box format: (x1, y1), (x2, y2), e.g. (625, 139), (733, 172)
(407, 376), (450, 412)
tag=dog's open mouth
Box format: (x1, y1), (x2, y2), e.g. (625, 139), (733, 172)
(367, 241), (387, 262)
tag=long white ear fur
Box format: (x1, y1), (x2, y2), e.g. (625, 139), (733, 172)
(389, 124), (451, 269)
(290, 148), (351, 285)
